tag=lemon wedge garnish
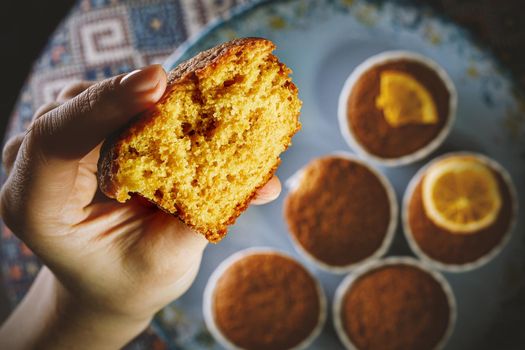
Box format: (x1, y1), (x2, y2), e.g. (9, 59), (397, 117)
(376, 70), (439, 127)
(422, 157), (502, 234)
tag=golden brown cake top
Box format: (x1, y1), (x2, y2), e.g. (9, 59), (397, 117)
(347, 59), (450, 158)
(284, 156), (391, 266)
(212, 253), (320, 350)
(166, 38), (276, 85)
(342, 265), (450, 350)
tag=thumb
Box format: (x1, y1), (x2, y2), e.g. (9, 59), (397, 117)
(29, 64), (166, 163)
(1, 65), (167, 233)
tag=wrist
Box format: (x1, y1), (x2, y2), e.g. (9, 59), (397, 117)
(48, 268), (153, 349)
(0, 267), (152, 350)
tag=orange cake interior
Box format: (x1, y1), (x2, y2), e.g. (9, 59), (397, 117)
(100, 38), (301, 241)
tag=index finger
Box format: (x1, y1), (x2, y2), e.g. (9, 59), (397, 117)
(251, 176), (281, 205)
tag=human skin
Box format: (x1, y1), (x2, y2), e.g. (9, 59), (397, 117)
(0, 65), (281, 350)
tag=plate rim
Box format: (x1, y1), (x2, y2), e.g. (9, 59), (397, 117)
(163, 0), (523, 98)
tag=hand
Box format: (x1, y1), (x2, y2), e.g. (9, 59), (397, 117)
(0, 65), (281, 349)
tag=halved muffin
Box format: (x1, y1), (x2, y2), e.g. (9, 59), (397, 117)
(98, 38), (301, 242)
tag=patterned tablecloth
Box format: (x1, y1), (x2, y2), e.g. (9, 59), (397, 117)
(0, 1), (247, 348)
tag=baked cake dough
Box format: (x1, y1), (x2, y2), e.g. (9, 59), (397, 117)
(342, 265), (450, 350)
(212, 252), (321, 350)
(347, 59), (450, 158)
(98, 38), (301, 242)
(407, 161), (513, 264)
(284, 156), (391, 267)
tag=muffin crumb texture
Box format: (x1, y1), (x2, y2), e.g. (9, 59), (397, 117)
(213, 253), (320, 350)
(342, 265), (450, 350)
(98, 38), (301, 242)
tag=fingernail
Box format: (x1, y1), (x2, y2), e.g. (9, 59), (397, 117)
(252, 187), (281, 205)
(120, 65), (163, 92)
(254, 190), (280, 203)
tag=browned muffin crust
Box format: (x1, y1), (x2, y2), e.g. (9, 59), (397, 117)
(97, 38), (301, 242)
(407, 169), (513, 264)
(342, 265), (450, 350)
(347, 59), (450, 158)
(284, 156), (391, 266)
(213, 253), (321, 350)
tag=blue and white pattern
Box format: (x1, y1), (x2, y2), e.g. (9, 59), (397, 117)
(129, 1), (187, 50)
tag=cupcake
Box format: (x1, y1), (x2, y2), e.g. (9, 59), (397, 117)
(203, 248), (326, 350)
(338, 51), (456, 166)
(283, 154), (397, 273)
(403, 152), (518, 272)
(333, 257), (456, 350)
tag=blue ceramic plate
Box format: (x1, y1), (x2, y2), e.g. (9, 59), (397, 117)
(155, 0), (525, 349)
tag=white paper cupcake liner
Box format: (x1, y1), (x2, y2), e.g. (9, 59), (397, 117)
(402, 151), (519, 273)
(284, 152), (398, 274)
(333, 256), (457, 350)
(337, 50), (457, 167)
(202, 247), (327, 350)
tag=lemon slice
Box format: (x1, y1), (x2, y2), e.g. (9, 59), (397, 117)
(422, 157), (502, 234)
(375, 70), (439, 127)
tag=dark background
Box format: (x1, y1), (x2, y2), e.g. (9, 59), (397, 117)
(0, 0), (75, 138)
(0, 0), (523, 347)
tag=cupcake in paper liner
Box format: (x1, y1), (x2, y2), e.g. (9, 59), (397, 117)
(338, 51), (457, 166)
(333, 256), (456, 350)
(283, 153), (397, 274)
(203, 247), (326, 350)
(403, 152), (518, 272)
